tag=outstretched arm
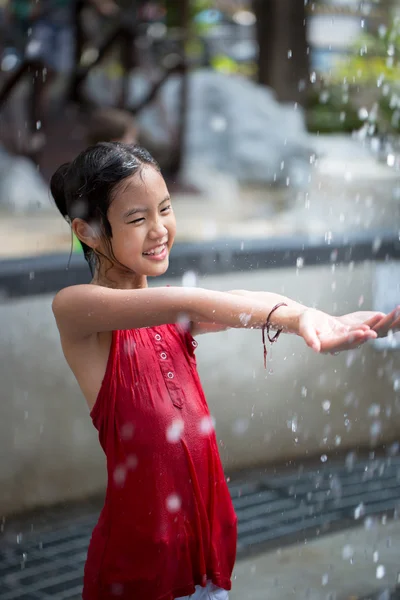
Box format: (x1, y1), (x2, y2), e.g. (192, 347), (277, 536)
(53, 284), (380, 354)
(53, 284), (302, 340)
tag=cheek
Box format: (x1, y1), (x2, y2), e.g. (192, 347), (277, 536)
(168, 216), (177, 239)
(113, 228), (144, 256)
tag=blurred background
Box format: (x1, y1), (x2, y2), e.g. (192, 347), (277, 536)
(0, 1), (400, 599)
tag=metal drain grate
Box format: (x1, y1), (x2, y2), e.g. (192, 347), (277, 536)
(1, 456), (400, 599)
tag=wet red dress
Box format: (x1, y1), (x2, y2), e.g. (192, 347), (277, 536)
(83, 324), (238, 600)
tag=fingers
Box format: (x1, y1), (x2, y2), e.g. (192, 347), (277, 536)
(302, 325), (321, 353)
(362, 313), (386, 329)
(299, 314), (321, 352)
(372, 306), (400, 337)
(321, 329), (377, 354)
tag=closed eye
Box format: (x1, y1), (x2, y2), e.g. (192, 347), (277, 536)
(127, 205), (171, 224)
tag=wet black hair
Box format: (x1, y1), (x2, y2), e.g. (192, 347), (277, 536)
(50, 142), (160, 274)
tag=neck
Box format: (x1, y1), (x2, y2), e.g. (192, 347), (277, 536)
(92, 264), (148, 290)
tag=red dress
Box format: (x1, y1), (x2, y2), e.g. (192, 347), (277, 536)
(83, 324), (238, 600)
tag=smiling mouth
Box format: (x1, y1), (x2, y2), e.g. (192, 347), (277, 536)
(142, 243), (167, 257)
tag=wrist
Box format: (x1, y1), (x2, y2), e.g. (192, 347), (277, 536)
(269, 304), (307, 335)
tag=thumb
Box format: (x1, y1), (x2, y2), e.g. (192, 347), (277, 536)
(299, 314), (321, 353)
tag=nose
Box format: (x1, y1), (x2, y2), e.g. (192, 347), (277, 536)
(148, 218), (168, 240)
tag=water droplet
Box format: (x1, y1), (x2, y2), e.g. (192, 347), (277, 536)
(335, 435), (342, 446)
(387, 154), (395, 167)
(378, 24), (387, 38)
(322, 573), (329, 586)
(330, 475), (342, 498)
(182, 271), (197, 287)
(365, 516), (376, 530)
(368, 404), (381, 418)
(322, 400), (331, 412)
(126, 454), (138, 470)
(370, 421), (382, 439)
(296, 257), (304, 269)
(376, 565), (386, 579)
(388, 442), (399, 456)
(111, 583), (124, 596)
(113, 465), (127, 487)
(354, 503), (365, 519)
(319, 90), (330, 104)
(239, 313), (251, 326)
(232, 418), (250, 436)
(210, 115), (227, 132)
(166, 493), (181, 513)
(287, 49), (292, 59)
(345, 452), (356, 471)
(373, 551), (379, 563)
(301, 386), (308, 398)
(199, 415), (215, 435)
(342, 544), (354, 560)
(166, 419), (184, 443)
(372, 238), (382, 253)
(310, 71), (317, 84)
(123, 338), (136, 356)
(120, 422), (134, 440)
(320, 454), (328, 463)
(358, 107), (369, 120)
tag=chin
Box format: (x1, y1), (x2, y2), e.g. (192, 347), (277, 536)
(144, 259), (170, 278)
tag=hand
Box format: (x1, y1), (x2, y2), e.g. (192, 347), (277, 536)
(298, 309), (378, 354)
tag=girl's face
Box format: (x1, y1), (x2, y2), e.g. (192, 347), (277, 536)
(101, 166), (176, 281)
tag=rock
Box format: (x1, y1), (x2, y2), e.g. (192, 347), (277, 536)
(0, 145), (49, 212)
(124, 69), (314, 187)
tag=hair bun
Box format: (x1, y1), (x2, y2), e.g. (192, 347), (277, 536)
(50, 162), (70, 220)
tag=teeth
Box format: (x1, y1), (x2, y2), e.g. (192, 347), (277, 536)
(144, 244), (165, 256)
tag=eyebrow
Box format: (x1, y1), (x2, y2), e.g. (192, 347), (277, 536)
(123, 196), (171, 219)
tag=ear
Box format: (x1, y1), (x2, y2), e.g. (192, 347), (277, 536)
(72, 218), (101, 250)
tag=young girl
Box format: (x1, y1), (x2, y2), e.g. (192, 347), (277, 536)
(50, 143), (399, 600)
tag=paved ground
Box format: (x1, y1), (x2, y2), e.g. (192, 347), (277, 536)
(232, 520), (400, 600)
(1, 455), (400, 599)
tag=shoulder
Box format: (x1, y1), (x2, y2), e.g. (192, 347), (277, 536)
(52, 284), (95, 315)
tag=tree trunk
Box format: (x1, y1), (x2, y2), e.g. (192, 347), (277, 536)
(253, 0), (309, 106)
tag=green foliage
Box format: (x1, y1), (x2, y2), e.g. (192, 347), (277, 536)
(164, 0), (214, 30)
(307, 86), (363, 133)
(332, 16), (400, 134)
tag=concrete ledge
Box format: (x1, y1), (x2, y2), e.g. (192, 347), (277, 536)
(0, 230), (399, 298)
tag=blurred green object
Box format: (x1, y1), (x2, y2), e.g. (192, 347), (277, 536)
(332, 15), (400, 135)
(307, 86), (363, 134)
(73, 234), (82, 254)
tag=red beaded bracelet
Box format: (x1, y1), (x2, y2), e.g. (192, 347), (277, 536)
(262, 302), (288, 369)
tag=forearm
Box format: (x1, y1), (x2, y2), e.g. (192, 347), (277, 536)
(185, 288), (304, 335)
(228, 290), (306, 331)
